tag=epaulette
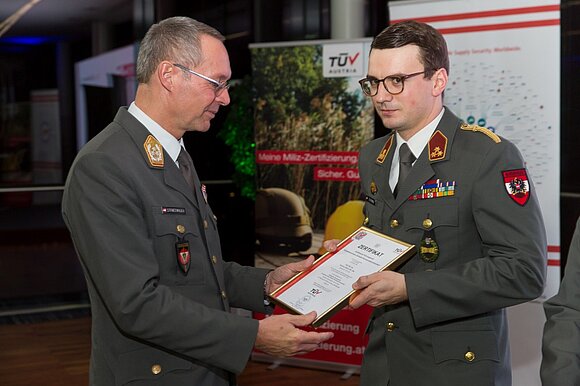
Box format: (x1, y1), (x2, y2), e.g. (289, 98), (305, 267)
(460, 123), (501, 143)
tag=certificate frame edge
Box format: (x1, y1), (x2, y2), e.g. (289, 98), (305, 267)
(268, 226), (416, 327)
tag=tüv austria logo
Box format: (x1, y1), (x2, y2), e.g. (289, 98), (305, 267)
(323, 43), (365, 78)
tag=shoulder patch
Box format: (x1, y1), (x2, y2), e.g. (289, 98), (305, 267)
(144, 135), (164, 168)
(460, 123), (501, 143)
(502, 169), (530, 206)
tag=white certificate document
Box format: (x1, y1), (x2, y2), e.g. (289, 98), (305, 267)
(269, 226), (415, 327)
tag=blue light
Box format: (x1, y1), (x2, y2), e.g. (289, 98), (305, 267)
(0, 36), (55, 45)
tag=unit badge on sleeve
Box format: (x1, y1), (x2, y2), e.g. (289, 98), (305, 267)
(502, 169), (530, 206)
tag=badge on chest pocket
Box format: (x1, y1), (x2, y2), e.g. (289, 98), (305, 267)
(176, 239), (191, 273)
(418, 218), (439, 263)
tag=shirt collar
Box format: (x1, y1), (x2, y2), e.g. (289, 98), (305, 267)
(394, 107), (445, 159)
(128, 102), (183, 164)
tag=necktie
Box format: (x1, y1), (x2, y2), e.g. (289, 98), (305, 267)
(177, 147), (195, 191)
(393, 143), (416, 198)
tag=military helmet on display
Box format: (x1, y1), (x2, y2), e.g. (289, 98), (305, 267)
(255, 187), (313, 253)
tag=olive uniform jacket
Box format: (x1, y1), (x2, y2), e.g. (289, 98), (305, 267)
(358, 108), (547, 386)
(62, 108), (269, 386)
(541, 216), (580, 386)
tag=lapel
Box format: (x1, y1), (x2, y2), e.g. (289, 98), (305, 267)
(186, 158), (207, 211)
(392, 109), (461, 209)
(163, 158), (200, 210)
(114, 108), (199, 209)
(370, 134), (397, 208)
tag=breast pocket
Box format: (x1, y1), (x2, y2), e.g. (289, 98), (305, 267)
(431, 329), (500, 365)
(404, 199), (459, 263)
(152, 209), (206, 286)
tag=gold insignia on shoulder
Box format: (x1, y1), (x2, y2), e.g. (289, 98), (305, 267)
(428, 130), (448, 161)
(376, 136), (393, 164)
(460, 123), (501, 143)
(144, 135), (164, 168)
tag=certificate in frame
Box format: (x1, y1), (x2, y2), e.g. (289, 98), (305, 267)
(268, 226), (416, 327)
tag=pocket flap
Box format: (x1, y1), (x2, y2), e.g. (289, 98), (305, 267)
(116, 347), (193, 385)
(404, 201), (458, 231)
(431, 330), (500, 364)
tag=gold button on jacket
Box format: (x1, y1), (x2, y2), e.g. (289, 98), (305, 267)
(390, 219), (399, 228)
(386, 322), (396, 332)
(151, 364), (162, 375)
(464, 351), (475, 362)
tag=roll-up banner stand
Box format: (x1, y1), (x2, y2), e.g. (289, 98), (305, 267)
(250, 38), (375, 375)
(389, 2), (560, 385)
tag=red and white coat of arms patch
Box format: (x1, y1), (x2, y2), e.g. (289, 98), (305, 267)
(502, 169), (530, 206)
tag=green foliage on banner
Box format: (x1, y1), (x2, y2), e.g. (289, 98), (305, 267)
(253, 45), (371, 154)
(219, 75), (256, 200)
(252, 44), (374, 228)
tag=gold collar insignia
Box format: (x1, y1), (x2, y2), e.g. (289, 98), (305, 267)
(144, 135), (164, 168)
(428, 130), (448, 162)
(376, 136), (393, 164)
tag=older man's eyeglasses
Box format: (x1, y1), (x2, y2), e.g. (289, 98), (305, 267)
(358, 71), (427, 97)
(173, 63), (230, 96)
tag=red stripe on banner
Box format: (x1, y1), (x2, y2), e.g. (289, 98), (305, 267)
(390, 4), (560, 24)
(437, 19), (560, 34)
(547, 245), (560, 267)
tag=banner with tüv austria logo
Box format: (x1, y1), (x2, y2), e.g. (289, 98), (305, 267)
(323, 43), (366, 77)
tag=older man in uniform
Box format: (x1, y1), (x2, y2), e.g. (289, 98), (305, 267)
(62, 17), (332, 386)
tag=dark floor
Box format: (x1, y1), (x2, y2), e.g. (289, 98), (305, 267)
(0, 315), (361, 386)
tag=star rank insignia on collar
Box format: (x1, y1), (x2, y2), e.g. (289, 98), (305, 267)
(144, 135), (164, 168)
(376, 136), (393, 164)
(428, 130), (448, 162)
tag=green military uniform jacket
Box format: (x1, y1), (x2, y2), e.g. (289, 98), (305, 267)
(358, 108), (547, 386)
(62, 108), (269, 386)
(541, 216), (580, 386)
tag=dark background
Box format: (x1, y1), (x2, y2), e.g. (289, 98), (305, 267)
(0, 0), (577, 305)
